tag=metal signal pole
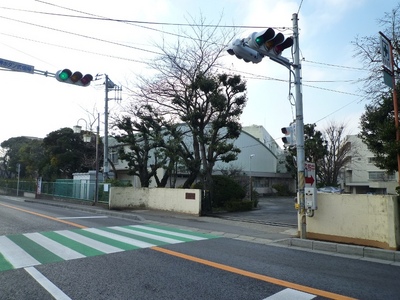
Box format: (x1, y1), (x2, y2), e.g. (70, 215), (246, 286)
(292, 13), (306, 239)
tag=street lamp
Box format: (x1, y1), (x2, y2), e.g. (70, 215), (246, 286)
(73, 119), (91, 142)
(249, 154), (255, 201)
(73, 115), (100, 205)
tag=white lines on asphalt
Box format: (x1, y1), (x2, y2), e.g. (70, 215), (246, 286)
(57, 216), (108, 220)
(25, 267), (71, 300)
(263, 288), (316, 299)
(132, 225), (207, 241)
(24, 232), (85, 260)
(55, 230), (123, 254)
(0, 236), (40, 268)
(84, 228), (155, 248)
(111, 226), (183, 244)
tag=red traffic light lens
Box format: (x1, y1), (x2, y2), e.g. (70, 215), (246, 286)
(80, 74), (93, 86)
(275, 37), (294, 55)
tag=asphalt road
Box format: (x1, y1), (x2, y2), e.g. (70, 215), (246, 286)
(0, 195), (399, 299)
(213, 196), (298, 226)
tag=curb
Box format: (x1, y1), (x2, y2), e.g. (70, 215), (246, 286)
(275, 238), (400, 264)
(22, 198), (400, 265)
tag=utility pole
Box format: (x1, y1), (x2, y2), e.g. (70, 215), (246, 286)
(103, 74), (121, 180)
(227, 12), (307, 238)
(292, 13), (306, 239)
(103, 74), (111, 180)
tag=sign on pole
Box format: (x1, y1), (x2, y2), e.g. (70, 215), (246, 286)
(380, 34), (393, 72)
(0, 58), (34, 74)
(305, 162), (316, 188)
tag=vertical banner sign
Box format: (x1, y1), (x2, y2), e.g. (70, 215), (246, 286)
(380, 35), (393, 72)
(380, 33), (394, 88)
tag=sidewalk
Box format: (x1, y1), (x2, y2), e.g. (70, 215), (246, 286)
(18, 196), (400, 266)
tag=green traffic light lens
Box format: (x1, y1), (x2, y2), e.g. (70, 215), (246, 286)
(255, 36), (263, 46)
(58, 69), (72, 81)
(59, 72), (69, 80)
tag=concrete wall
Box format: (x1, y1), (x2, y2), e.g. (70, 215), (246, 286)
(109, 187), (201, 215)
(304, 194), (400, 250)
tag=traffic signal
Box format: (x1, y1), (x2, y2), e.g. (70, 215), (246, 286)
(55, 69), (93, 87)
(281, 122), (296, 146)
(247, 28), (293, 57)
(227, 39), (263, 64)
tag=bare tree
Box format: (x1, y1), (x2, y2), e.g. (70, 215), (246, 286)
(121, 15), (246, 195)
(353, 4), (400, 101)
(318, 121), (353, 186)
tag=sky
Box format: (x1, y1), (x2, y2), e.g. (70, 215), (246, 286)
(0, 0), (398, 149)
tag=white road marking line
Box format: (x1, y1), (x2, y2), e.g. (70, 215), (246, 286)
(25, 267), (71, 300)
(57, 216), (108, 220)
(132, 225), (207, 240)
(110, 226), (183, 244)
(84, 228), (156, 248)
(263, 288), (316, 300)
(0, 236), (40, 268)
(24, 232), (85, 260)
(55, 230), (123, 254)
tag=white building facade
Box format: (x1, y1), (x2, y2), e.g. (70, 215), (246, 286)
(109, 125), (294, 194)
(343, 135), (398, 194)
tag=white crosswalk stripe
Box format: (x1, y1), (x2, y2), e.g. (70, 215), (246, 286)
(0, 236), (40, 268)
(111, 226), (183, 244)
(263, 288), (316, 299)
(55, 230), (125, 254)
(24, 232), (85, 260)
(132, 225), (208, 240)
(84, 228), (156, 248)
(0, 225), (217, 272)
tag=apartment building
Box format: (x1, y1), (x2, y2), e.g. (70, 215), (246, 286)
(342, 135), (398, 194)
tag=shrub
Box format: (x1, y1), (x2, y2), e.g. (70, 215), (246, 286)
(224, 200), (253, 212)
(272, 183), (292, 196)
(192, 175), (246, 208)
(212, 175), (246, 208)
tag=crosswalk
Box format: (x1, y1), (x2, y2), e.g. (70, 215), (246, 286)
(0, 224), (218, 272)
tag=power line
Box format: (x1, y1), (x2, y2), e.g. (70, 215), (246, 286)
(303, 59), (365, 71)
(1, 4), (292, 31)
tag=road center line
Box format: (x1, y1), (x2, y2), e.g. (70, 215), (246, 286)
(151, 247), (357, 300)
(25, 267), (71, 300)
(0, 203), (87, 229)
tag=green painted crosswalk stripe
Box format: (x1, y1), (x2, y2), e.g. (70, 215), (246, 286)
(143, 224), (219, 239)
(0, 253), (13, 272)
(0, 224), (220, 273)
(7, 235), (62, 264)
(41, 231), (104, 257)
(122, 226), (195, 242)
(100, 227), (167, 246)
(75, 229), (140, 251)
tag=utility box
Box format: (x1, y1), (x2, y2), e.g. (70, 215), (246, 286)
(305, 187), (317, 210)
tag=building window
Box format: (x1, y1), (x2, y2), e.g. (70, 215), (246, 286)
(368, 171), (395, 181)
(368, 157), (376, 164)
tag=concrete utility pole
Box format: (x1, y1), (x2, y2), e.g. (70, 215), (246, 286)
(103, 75), (122, 180)
(292, 13), (306, 239)
(103, 74), (111, 180)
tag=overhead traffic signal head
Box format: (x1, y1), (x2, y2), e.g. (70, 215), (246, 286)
(55, 69), (93, 87)
(248, 28), (293, 57)
(281, 122), (296, 146)
(227, 39), (263, 64)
